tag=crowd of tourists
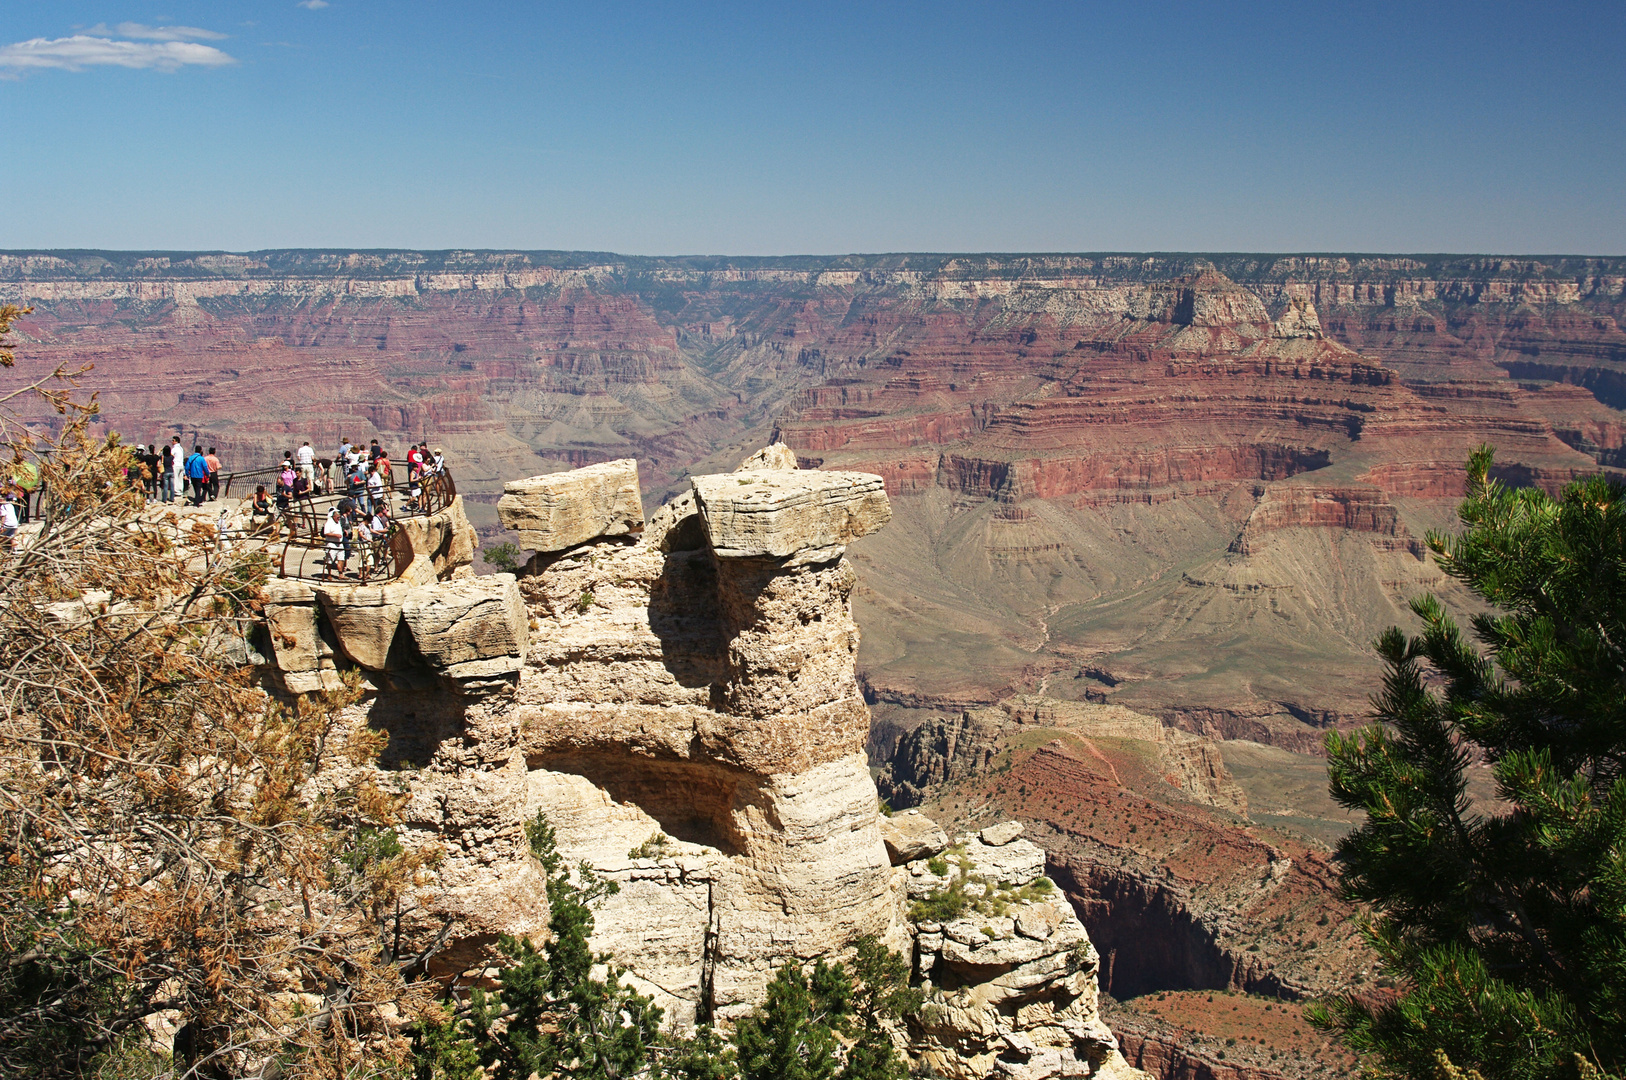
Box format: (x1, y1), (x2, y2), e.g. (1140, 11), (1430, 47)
(253, 438), (446, 581)
(117, 436), (445, 514)
(2, 435), (449, 568)
(124, 437), (223, 506)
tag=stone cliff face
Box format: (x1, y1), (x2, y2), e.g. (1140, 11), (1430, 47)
(9, 249), (1625, 746)
(258, 449), (1141, 1078)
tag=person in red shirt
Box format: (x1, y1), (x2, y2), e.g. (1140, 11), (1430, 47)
(205, 447), (222, 501)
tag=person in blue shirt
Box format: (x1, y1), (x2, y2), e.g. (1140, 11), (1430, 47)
(185, 445), (210, 506)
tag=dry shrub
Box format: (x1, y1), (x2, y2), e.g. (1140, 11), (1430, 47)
(0, 304), (437, 1078)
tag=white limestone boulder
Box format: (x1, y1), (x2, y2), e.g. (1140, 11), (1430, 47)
(881, 810), (949, 865)
(690, 469), (890, 564)
(498, 459), (644, 553)
(734, 442), (799, 471)
(315, 581), (414, 672)
(980, 820), (1025, 847)
(401, 573), (528, 691)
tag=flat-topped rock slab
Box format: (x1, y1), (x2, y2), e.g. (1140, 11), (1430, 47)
(498, 459), (643, 553)
(402, 573), (528, 692)
(690, 469), (890, 563)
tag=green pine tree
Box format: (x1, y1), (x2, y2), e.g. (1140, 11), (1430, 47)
(734, 960), (846, 1080)
(412, 814), (665, 1080)
(1311, 447), (1626, 1080)
(732, 938), (919, 1080)
(659, 1022), (741, 1080)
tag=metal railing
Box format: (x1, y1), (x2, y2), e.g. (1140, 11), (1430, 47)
(279, 518), (414, 584)
(273, 468), (455, 584)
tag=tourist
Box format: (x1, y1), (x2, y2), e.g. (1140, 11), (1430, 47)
(296, 441), (315, 487)
(430, 446), (446, 476)
(185, 445), (209, 506)
(366, 462), (386, 515)
(339, 497), (359, 569)
(273, 473), (292, 539)
(250, 484), (271, 524)
(128, 446), (148, 494)
(205, 447), (221, 501)
(321, 505), (347, 580)
(292, 469), (311, 500)
(339, 436), (352, 462)
(352, 504), (374, 575)
(368, 438), (383, 463)
(1, 490), (18, 551)
(141, 444), (161, 501)
(168, 437), (185, 504)
(405, 454), (423, 512)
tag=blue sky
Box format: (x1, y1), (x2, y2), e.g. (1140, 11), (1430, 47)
(3, 2), (1623, 255)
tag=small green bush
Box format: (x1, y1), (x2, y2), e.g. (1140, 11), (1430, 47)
(628, 831), (671, 860)
(483, 541), (521, 573)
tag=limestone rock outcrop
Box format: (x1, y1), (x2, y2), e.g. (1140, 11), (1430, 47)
(316, 581), (411, 671)
(401, 573), (528, 693)
(691, 469), (890, 564)
(905, 830), (1140, 1080)
(251, 456), (1137, 1078)
(263, 578), (343, 695)
(258, 497), (518, 693)
(498, 458), (643, 552)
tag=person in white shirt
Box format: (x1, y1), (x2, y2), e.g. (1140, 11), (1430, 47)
(321, 506), (346, 579)
(170, 438), (186, 503)
(366, 463), (386, 516)
(0, 492), (18, 550)
(297, 441), (316, 486)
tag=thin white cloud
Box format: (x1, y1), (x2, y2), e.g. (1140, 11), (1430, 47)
(0, 35), (236, 73)
(297, 1), (329, 8)
(83, 22), (228, 41)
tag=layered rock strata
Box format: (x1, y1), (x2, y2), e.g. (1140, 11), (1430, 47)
(881, 698), (1246, 817)
(261, 453), (1139, 1078)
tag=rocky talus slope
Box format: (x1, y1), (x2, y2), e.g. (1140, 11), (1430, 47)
(884, 705), (1370, 1080)
(257, 449), (1144, 1079)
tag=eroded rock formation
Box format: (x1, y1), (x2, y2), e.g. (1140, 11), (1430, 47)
(9, 250), (1626, 744)
(257, 450), (1141, 1078)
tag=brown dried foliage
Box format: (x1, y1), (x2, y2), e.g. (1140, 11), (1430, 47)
(0, 305), (437, 1077)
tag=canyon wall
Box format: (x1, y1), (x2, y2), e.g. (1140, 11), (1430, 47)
(6, 249), (1625, 745)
